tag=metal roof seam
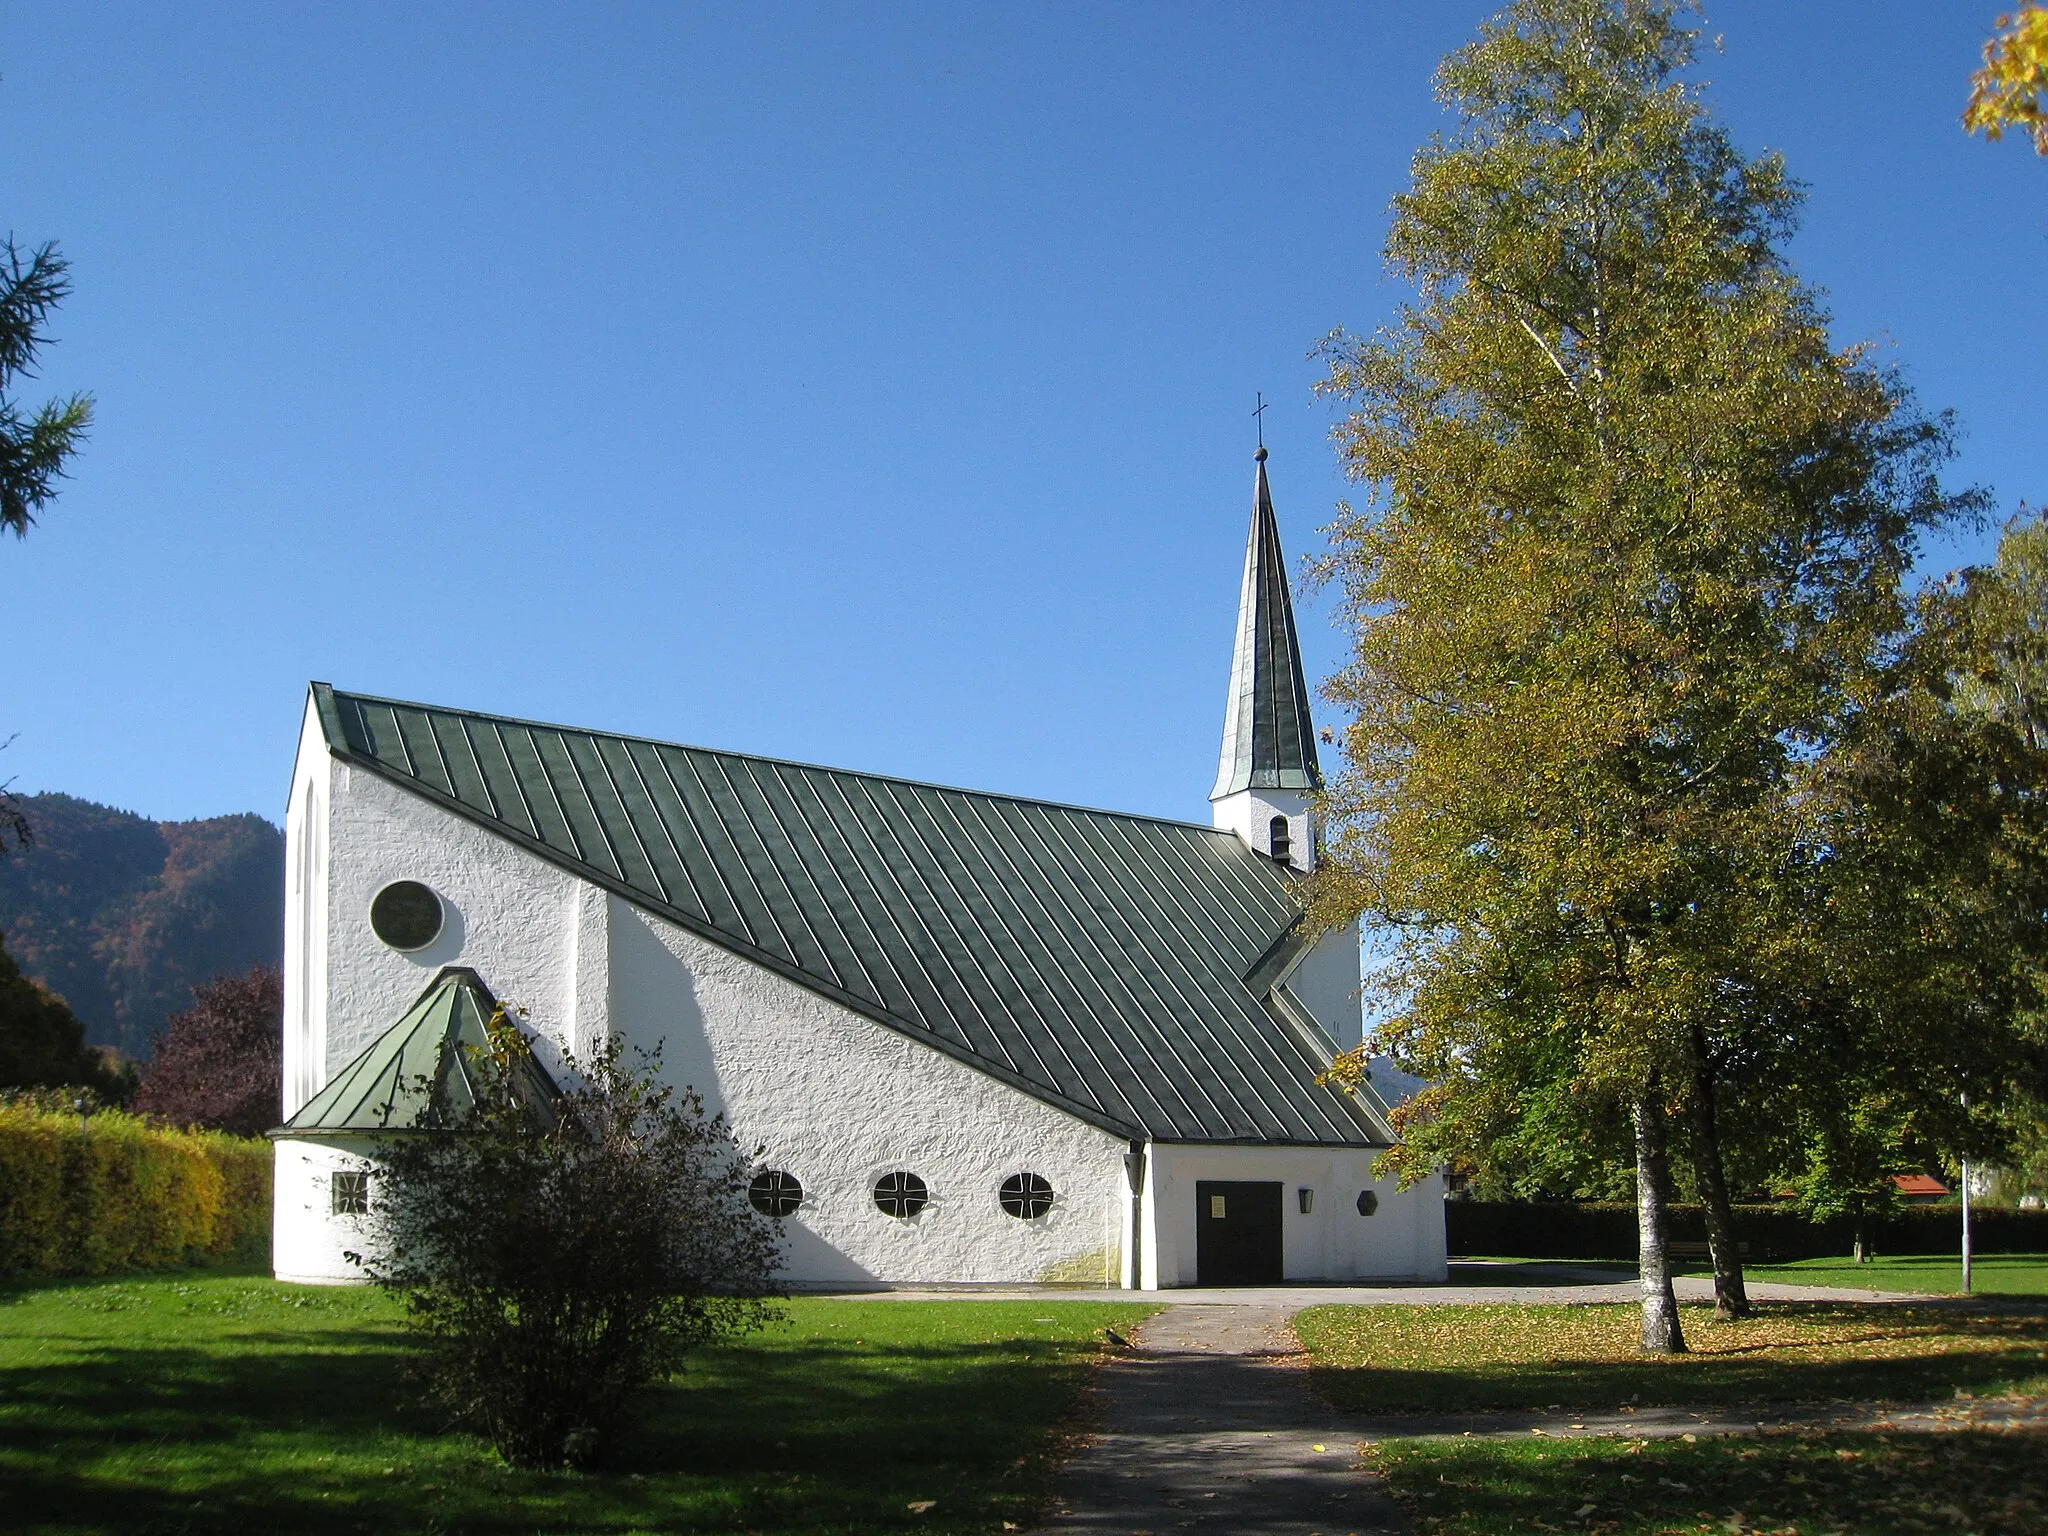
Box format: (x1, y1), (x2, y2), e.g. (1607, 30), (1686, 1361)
(507, 726), (587, 864)
(780, 765), (999, 1064)
(638, 744), (751, 935)
(1068, 809), (1332, 1137)
(406, 709), (460, 799)
(999, 801), (1255, 1134)
(720, 754), (881, 1004)
(550, 731), (631, 881)
(666, 748), (804, 964)
(945, 792), (1210, 1138)
(476, 722), (546, 843)
(833, 772), (1065, 1088)
(449, 715), (507, 824)
(1099, 818), (1263, 969)
(582, 736), (680, 907)
(375, 702), (421, 780)
(907, 784), (1161, 1133)
(746, 760), (926, 1029)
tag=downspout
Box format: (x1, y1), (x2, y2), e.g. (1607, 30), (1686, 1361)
(1124, 1139), (1148, 1289)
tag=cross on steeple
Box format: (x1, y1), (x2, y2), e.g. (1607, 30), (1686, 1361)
(1252, 391), (1268, 450)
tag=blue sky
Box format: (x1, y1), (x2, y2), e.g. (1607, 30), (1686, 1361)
(3, 2), (2042, 828)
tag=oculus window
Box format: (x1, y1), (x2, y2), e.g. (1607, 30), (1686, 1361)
(748, 1170), (803, 1217)
(998, 1172), (1054, 1219)
(370, 881), (444, 952)
(330, 1170), (370, 1216)
(872, 1171), (928, 1218)
(1355, 1189), (1380, 1217)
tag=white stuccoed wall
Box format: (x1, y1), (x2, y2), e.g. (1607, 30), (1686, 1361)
(1210, 786), (1314, 871)
(275, 717), (1130, 1287)
(272, 1136), (383, 1284)
(1280, 920), (1364, 1053)
(276, 704), (1444, 1290)
(1143, 1146), (1447, 1287)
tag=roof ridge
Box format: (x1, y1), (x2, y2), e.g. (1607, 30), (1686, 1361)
(312, 683), (1240, 839)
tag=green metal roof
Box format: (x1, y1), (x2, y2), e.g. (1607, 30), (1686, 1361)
(275, 967), (560, 1136)
(1212, 448), (1324, 799)
(312, 684), (1386, 1147)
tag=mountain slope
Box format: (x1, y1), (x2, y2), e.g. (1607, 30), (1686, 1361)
(0, 794), (283, 1056)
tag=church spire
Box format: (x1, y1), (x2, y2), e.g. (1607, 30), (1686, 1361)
(1212, 445), (1323, 804)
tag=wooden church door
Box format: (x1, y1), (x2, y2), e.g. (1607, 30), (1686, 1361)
(1194, 1180), (1284, 1285)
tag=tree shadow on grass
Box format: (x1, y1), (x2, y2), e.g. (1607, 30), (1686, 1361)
(1312, 1307), (2048, 1414)
(1379, 1428), (2048, 1536)
(2, 1329), (1099, 1535)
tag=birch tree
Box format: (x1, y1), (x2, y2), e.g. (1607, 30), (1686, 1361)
(1312, 0), (1977, 1351)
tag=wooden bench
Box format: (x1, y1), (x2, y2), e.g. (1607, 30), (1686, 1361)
(1669, 1241), (1750, 1263)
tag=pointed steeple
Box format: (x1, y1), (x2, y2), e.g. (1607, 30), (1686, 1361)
(1212, 446), (1323, 802)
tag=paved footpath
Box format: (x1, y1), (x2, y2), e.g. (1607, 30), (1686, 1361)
(1026, 1303), (1407, 1536)
(983, 1277), (2043, 1536)
(816, 1273), (2043, 1534)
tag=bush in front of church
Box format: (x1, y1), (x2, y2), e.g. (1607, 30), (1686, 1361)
(350, 1016), (784, 1469)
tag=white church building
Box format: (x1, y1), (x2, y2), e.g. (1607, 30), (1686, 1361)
(271, 449), (1448, 1289)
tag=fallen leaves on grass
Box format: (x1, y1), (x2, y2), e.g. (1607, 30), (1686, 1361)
(1295, 1303), (2048, 1413)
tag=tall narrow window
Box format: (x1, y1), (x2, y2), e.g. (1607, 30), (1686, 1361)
(1269, 816), (1291, 863)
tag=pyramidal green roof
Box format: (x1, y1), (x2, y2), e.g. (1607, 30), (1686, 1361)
(1212, 447), (1324, 800)
(276, 968), (560, 1137)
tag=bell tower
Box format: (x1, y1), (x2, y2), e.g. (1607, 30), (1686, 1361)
(1211, 446), (1323, 871)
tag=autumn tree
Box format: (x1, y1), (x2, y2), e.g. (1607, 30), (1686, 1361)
(1965, 6), (2048, 154)
(1311, 0), (1980, 1350)
(133, 964), (282, 1137)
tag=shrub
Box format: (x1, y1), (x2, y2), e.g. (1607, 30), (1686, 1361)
(353, 1018), (783, 1469)
(0, 1103), (272, 1274)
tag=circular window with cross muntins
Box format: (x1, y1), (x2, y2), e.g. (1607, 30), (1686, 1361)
(370, 881), (444, 952)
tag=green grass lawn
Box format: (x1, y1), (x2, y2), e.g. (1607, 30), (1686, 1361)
(1315, 1302), (2048, 1535)
(1295, 1302), (2048, 1413)
(0, 1266), (1156, 1536)
(1733, 1252), (2048, 1297)
(1369, 1428), (2048, 1536)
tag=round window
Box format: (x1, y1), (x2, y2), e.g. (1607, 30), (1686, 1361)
(1356, 1189), (1380, 1217)
(999, 1172), (1054, 1219)
(749, 1169), (803, 1217)
(370, 881), (444, 951)
(872, 1171), (928, 1218)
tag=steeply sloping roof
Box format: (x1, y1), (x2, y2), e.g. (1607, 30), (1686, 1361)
(275, 967), (560, 1136)
(1213, 448), (1324, 799)
(312, 684), (1386, 1146)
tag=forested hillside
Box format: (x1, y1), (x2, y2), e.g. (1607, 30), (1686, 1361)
(0, 794), (283, 1057)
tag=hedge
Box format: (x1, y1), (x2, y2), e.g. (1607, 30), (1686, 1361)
(0, 1105), (272, 1276)
(1447, 1199), (2048, 1263)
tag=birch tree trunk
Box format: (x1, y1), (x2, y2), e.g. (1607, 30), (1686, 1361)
(1685, 1026), (1751, 1320)
(1635, 1090), (1688, 1353)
